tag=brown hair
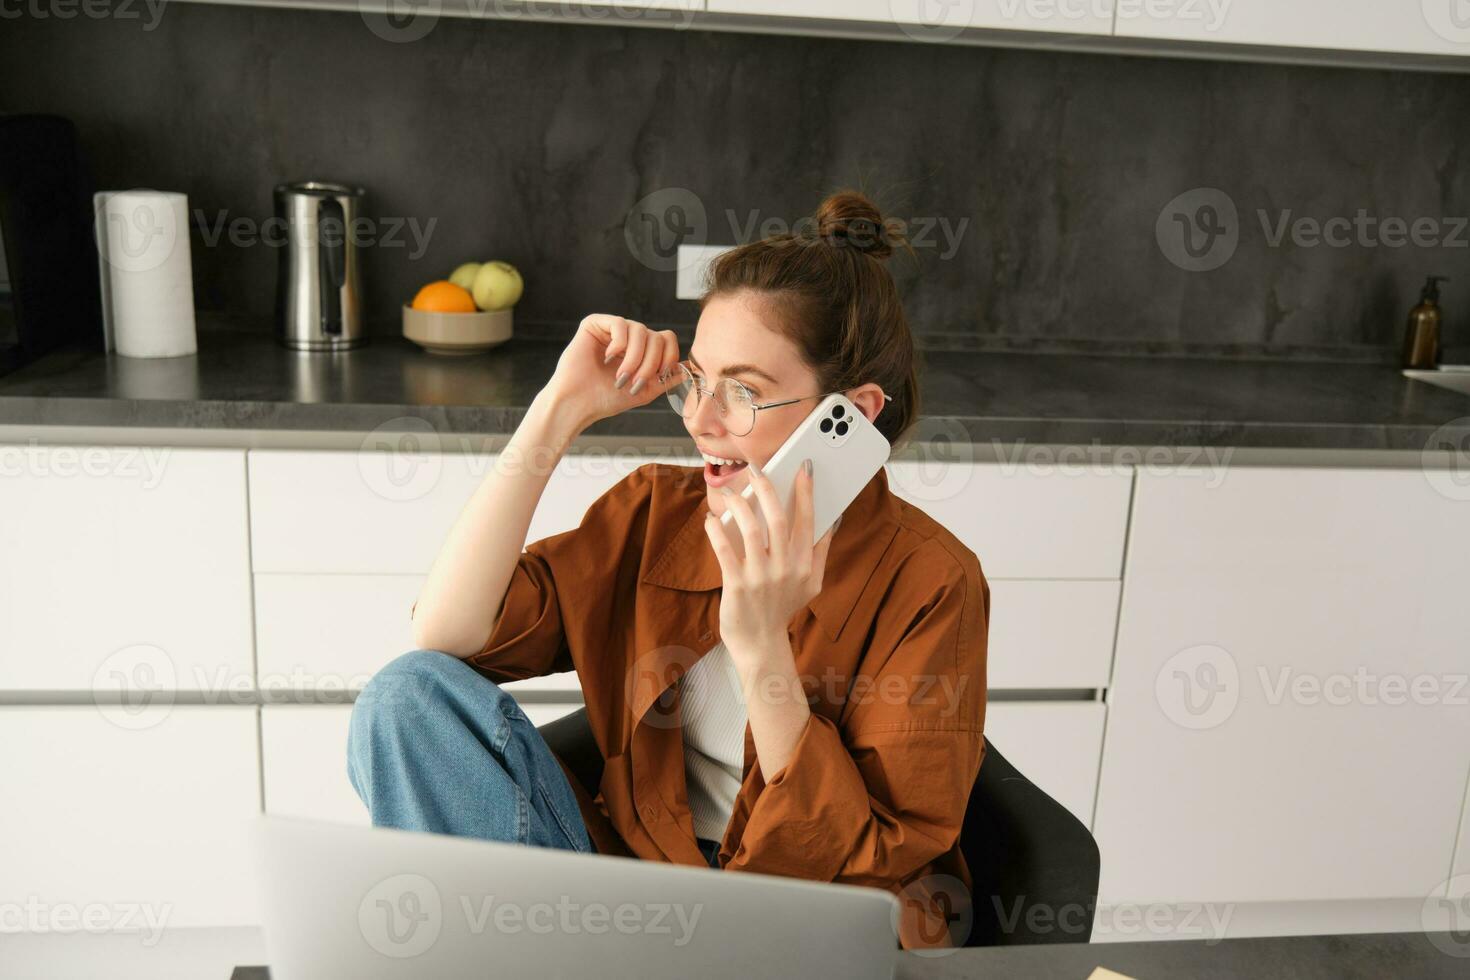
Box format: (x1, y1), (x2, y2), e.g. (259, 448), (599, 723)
(698, 189), (921, 453)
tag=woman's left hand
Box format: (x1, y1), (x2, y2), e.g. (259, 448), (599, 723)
(703, 459), (838, 658)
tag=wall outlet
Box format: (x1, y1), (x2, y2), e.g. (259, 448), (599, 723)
(675, 244), (733, 300)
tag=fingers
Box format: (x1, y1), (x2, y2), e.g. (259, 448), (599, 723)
(656, 331), (682, 389)
(809, 520), (835, 595)
(589, 316), (679, 400)
(793, 459), (815, 553)
(719, 488), (768, 562)
(611, 322), (647, 390)
(744, 463), (786, 564)
(703, 509), (737, 572)
(637, 330), (680, 398)
(585, 314), (626, 361)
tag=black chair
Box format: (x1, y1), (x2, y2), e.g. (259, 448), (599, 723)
(537, 707), (1100, 947)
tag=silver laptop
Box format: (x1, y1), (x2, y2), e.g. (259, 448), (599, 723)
(250, 815), (901, 979)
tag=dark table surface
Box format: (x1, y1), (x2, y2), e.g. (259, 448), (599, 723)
(891, 931), (1469, 978)
(3, 319), (1469, 450)
(229, 931), (1469, 979)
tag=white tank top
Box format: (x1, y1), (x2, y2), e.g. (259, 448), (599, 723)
(678, 640), (749, 843)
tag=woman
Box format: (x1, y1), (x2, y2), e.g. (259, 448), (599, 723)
(348, 191), (990, 950)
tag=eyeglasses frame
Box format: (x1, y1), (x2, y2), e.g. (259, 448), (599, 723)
(661, 360), (891, 437)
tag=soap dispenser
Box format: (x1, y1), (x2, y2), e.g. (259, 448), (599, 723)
(1402, 275), (1447, 369)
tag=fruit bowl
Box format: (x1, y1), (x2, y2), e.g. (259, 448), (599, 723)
(402, 305), (513, 356)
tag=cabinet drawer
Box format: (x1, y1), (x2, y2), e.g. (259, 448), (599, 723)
(987, 580), (1119, 689)
(0, 445), (252, 691)
(262, 702), (584, 827)
(983, 702), (1105, 828)
(886, 461), (1131, 579)
(0, 706), (261, 927)
(248, 449), (667, 575)
(254, 573), (580, 696)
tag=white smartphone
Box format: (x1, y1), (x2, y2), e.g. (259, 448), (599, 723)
(717, 392), (891, 551)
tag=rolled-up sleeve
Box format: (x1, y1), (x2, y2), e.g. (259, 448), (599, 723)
(725, 547), (989, 890)
(464, 547), (573, 682)
(410, 463), (656, 685)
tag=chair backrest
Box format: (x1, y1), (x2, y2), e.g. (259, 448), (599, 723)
(536, 711), (1099, 947)
(959, 736), (1099, 946)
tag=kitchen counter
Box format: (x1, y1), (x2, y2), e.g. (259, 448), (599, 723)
(1, 318), (1467, 454)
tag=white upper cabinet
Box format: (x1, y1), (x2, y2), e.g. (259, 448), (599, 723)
(1114, 0), (1470, 58)
(707, 0), (1115, 36)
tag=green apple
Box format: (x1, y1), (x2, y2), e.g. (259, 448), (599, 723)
(472, 260), (523, 311)
(448, 261), (482, 291)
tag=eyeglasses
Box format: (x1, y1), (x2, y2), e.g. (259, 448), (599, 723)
(659, 360), (890, 437)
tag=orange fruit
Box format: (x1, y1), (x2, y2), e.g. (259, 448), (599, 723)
(411, 280), (477, 313)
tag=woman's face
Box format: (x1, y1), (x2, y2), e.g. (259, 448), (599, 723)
(684, 292), (885, 519)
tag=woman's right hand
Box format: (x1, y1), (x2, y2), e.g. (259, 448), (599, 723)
(544, 314), (683, 431)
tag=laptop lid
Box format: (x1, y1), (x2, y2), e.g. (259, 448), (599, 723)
(250, 815), (901, 979)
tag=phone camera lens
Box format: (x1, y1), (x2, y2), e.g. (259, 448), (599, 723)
(819, 419), (833, 433)
(831, 405), (843, 418)
(835, 421), (849, 436)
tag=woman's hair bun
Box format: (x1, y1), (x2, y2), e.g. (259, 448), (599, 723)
(814, 190), (903, 261)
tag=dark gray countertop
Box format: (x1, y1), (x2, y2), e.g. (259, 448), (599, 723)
(2, 321), (1468, 451)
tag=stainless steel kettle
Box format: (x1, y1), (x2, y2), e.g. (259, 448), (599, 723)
(274, 181), (366, 350)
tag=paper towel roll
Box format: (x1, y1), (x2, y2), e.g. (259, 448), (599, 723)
(94, 190), (197, 358)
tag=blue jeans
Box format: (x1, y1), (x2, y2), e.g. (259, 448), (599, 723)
(347, 649), (594, 853)
(347, 649), (723, 868)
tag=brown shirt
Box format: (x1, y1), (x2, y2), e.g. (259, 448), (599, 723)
(456, 461), (989, 949)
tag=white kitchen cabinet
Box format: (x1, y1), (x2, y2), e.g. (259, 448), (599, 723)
(987, 580), (1119, 689)
(0, 706), (261, 928)
(261, 702), (585, 827)
(248, 449), (671, 574)
(1094, 466), (1470, 907)
(257, 578), (1113, 695)
(707, 0), (1114, 37)
(1455, 770), (1470, 882)
(886, 460), (1132, 579)
(261, 705), (366, 826)
(0, 446), (252, 692)
(983, 701), (1106, 828)
(253, 572), (581, 696)
(1114, 0), (1470, 58)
